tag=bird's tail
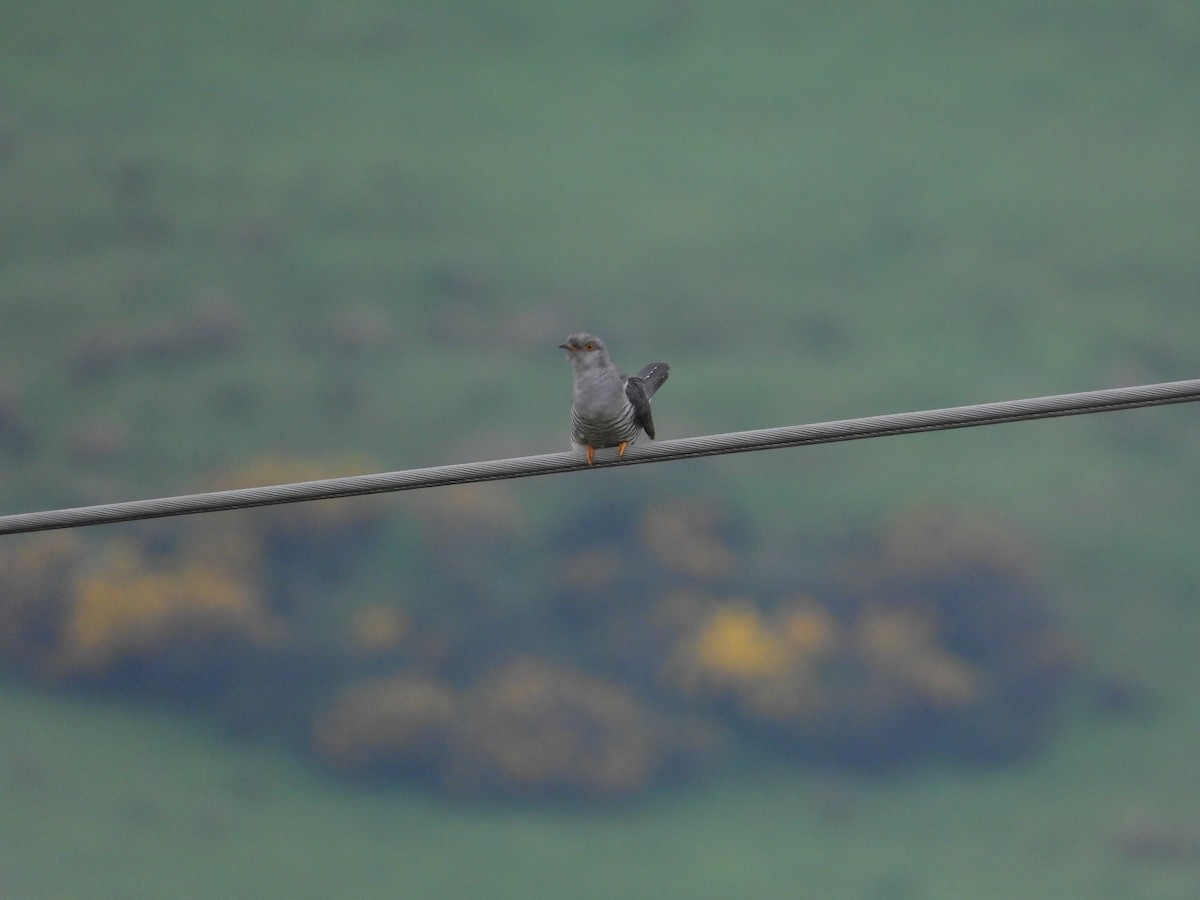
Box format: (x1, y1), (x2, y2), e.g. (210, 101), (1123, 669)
(634, 362), (670, 399)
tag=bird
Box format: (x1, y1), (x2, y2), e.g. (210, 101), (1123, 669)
(559, 332), (669, 465)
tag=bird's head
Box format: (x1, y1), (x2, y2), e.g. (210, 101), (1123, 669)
(558, 333), (611, 371)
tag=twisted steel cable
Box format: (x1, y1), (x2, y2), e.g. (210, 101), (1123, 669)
(1, 377), (1198, 535)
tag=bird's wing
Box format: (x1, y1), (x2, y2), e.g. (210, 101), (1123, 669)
(634, 362), (669, 399)
(625, 376), (656, 440)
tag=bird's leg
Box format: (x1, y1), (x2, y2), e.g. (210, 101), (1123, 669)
(585, 446), (595, 466)
(617, 441), (628, 459)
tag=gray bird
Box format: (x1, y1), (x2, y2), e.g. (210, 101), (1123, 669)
(559, 332), (669, 465)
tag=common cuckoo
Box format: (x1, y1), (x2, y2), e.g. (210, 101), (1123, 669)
(559, 332), (669, 465)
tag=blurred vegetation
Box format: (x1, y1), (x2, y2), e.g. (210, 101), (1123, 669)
(0, 466), (1073, 798)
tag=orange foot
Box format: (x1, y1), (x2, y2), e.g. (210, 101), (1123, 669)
(584, 443), (628, 465)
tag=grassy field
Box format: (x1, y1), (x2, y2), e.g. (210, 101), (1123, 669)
(1, 0), (1199, 896)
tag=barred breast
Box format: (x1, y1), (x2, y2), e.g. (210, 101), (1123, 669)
(569, 401), (640, 449)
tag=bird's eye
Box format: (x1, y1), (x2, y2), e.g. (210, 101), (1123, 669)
(584, 342), (596, 351)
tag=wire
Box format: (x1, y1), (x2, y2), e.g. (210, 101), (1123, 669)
(2, 377), (1198, 535)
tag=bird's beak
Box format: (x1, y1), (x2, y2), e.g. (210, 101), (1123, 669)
(559, 343), (573, 351)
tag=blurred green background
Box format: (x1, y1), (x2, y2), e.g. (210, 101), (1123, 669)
(2, 0), (1200, 896)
